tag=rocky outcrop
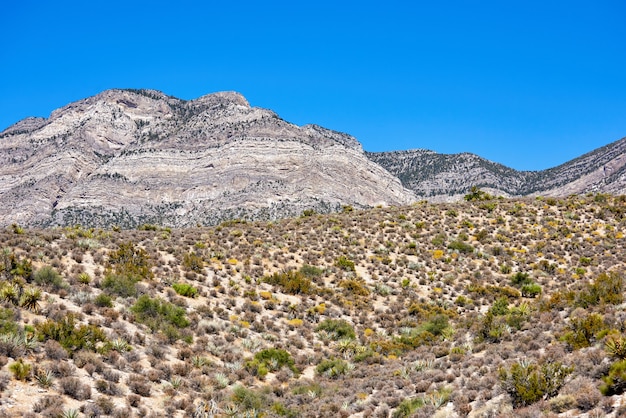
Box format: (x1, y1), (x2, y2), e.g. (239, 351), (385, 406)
(0, 89), (415, 228)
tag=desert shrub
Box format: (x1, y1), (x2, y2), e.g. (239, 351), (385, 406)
(9, 358), (31, 381)
(511, 272), (532, 286)
(101, 273), (139, 298)
(172, 282), (198, 298)
(447, 240), (474, 254)
(576, 272), (624, 307)
(43, 339), (68, 360)
(339, 278), (370, 296)
(262, 270), (313, 295)
(520, 283), (542, 298)
(421, 314), (450, 337)
(464, 186), (492, 201)
(334, 256), (356, 271)
(94, 293), (113, 308)
(59, 377), (92, 400)
(107, 242), (152, 280)
(499, 361), (572, 407)
(392, 397), (425, 418)
(127, 374), (151, 397)
(182, 252), (204, 273)
(601, 358), (626, 395)
(299, 264), (323, 278)
(33, 395), (64, 414)
(232, 385), (266, 411)
(561, 312), (606, 350)
(479, 312), (507, 343)
(0, 307), (19, 335)
(96, 379), (122, 396)
(316, 319), (355, 340)
(32, 266), (65, 290)
(246, 347), (298, 377)
(131, 295), (190, 341)
(36, 313), (108, 354)
(316, 358), (351, 378)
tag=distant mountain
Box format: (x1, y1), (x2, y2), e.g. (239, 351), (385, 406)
(1, 88), (624, 228)
(368, 136), (626, 200)
(0, 89), (414, 227)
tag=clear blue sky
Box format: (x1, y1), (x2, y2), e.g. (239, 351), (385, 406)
(1, 1), (625, 171)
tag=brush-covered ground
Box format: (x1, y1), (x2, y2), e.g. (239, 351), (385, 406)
(0, 194), (625, 417)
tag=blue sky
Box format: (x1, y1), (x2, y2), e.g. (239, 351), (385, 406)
(1, 1), (625, 171)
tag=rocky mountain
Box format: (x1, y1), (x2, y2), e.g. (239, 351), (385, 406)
(1, 88), (624, 228)
(368, 135), (626, 200)
(0, 89), (415, 228)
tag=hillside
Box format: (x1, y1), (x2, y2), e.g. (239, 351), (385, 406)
(0, 195), (625, 417)
(0, 89), (414, 228)
(368, 136), (626, 200)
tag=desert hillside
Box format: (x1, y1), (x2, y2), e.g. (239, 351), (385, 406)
(0, 193), (625, 417)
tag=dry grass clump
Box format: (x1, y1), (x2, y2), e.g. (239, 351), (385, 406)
(0, 194), (624, 415)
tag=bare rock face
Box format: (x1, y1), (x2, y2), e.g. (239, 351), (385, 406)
(0, 89), (415, 227)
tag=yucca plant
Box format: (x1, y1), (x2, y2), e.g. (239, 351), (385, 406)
(61, 409), (79, 418)
(191, 355), (208, 368)
(214, 372), (229, 389)
(109, 338), (131, 353)
(19, 287), (42, 312)
(35, 369), (54, 388)
(0, 283), (20, 305)
(606, 335), (626, 360)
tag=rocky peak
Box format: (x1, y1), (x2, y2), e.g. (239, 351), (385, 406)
(0, 89), (416, 228)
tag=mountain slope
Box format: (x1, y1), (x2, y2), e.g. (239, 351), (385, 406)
(0, 89), (415, 227)
(368, 136), (626, 199)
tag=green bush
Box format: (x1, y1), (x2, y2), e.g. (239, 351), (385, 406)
(93, 293), (113, 308)
(182, 252), (204, 273)
(36, 314), (108, 354)
(601, 359), (626, 395)
(246, 348), (298, 377)
(511, 272), (532, 286)
(9, 359), (31, 381)
(392, 397), (424, 418)
(464, 186), (492, 201)
(316, 358), (351, 378)
(0, 308), (19, 335)
(231, 385), (265, 411)
(421, 314), (450, 337)
(334, 256), (355, 271)
(562, 312), (606, 349)
(339, 278), (370, 296)
(108, 242), (152, 280)
(131, 295), (190, 341)
(299, 264), (323, 278)
(172, 283), (198, 298)
(576, 272), (624, 307)
(316, 319), (355, 340)
(262, 270), (313, 295)
(101, 273), (139, 298)
(521, 283), (542, 298)
(499, 361), (572, 407)
(32, 266), (65, 290)
(447, 240), (474, 254)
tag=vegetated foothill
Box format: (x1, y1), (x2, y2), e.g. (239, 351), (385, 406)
(0, 193), (624, 417)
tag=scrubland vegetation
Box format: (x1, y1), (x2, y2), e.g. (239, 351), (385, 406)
(0, 193), (625, 417)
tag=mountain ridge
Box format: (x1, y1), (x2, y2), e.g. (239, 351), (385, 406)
(0, 89), (414, 228)
(1, 88), (625, 227)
